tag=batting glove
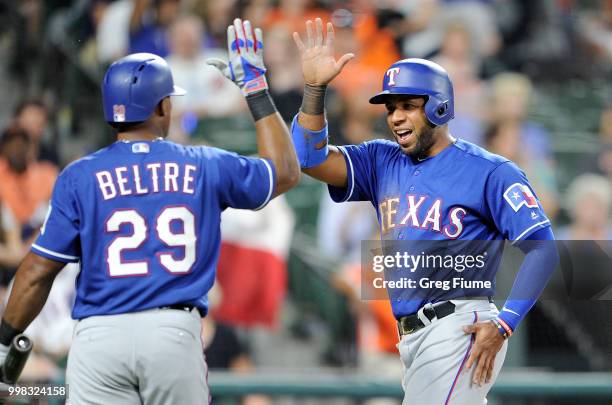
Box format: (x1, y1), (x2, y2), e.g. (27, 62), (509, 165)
(207, 18), (268, 96)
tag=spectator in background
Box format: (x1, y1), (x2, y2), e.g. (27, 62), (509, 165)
(191, 0), (238, 49)
(557, 174), (612, 241)
(0, 128), (57, 243)
(489, 72), (554, 160)
(213, 196), (295, 330)
(13, 99), (59, 165)
(372, 0), (437, 54)
(336, 3), (400, 74)
(485, 120), (559, 220)
(165, 15), (244, 142)
(264, 24), (304, 123)
(330, 8), (399, 99)
(402, 0), (500, 64)
(129, 0), (181, 57)
(432, 21), (486, 144)
(97, 0), (135, 64)
(577, 0), (612, 67)
(263, 0), (329, 34)
(555, 174), (611, 300)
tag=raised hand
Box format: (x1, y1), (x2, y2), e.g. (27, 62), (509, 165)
(293, 18), (355, 86)
(207, 18), (268, 96)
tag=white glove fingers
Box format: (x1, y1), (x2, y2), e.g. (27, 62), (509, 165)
(254, 28), (264, 55)
(227, 25), (239, 58)
(244, 20), (255, 53)
(233, 18), (247, 54)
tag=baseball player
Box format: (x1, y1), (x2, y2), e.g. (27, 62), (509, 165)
(291, 18), (559, 404)
(0, 18), (298, 404)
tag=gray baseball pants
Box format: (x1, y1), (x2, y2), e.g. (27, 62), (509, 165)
(66, 307), (208, 404)
(398, 300), (508, 405)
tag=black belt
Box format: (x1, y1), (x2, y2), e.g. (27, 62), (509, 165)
(160, 304), (194, 312)
(397, 301), (456, 336)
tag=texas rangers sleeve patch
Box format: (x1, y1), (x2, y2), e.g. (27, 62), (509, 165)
(503, 183), (538, 212)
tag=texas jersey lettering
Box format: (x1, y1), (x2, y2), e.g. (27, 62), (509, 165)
(328, 138), (550, 317)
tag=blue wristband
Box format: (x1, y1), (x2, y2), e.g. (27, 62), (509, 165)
(290, 114), (329, 168)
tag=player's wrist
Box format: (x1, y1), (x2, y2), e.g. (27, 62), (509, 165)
(491, 318), (512, 339)
(0, 319), (22, 347)
(245, 89), (277, 121)
(300, 84), (327, 115)
(243, 75), (269, 96)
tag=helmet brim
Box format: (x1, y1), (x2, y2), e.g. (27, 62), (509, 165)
(369, 88), (430, 104)
(170, 85), (187, 96)
(368, 91), (391, 104)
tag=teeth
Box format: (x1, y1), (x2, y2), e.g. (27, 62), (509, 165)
(396, 130), (411, 136)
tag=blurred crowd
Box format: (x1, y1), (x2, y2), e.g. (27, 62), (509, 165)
(0, 0), (611, 400)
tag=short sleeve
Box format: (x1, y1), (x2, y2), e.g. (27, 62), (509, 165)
(484, 162), (551, 243)
(328, 142), (378, 203)
(31, 171), (81, 263)
(214, 149), (275, 210)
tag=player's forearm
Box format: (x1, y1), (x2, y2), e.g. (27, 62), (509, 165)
(2, 253), (63, 332)
(496, 228), (559, 336)
(291, 85), (348, 186)
(247, 91), (300, 195)
(297, 84), (327, 131)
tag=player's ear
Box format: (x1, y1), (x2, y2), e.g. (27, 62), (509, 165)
(156, 97), (171, 117)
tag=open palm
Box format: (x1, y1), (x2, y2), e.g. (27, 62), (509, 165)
(293, 18), (354, 86)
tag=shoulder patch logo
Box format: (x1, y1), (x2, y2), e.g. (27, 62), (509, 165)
(503, 183), (538, 212)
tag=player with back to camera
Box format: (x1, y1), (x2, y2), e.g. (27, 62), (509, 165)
(0, 18), (299, 404)
(291, 18), (559, 404)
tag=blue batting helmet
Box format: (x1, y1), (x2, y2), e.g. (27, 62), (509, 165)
(102, 53), (186, 123)
(369, 58), (454, 126)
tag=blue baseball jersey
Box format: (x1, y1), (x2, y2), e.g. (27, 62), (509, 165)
(329, 138), (551, 318)
(32, 139), (275, 319)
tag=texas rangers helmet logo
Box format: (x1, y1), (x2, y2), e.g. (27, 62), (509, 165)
(503, 183), (538, 212)
(113, 104), (126, 122)
(386, 67), (401, 86)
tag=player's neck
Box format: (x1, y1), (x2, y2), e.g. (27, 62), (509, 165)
(117, 128), (165, 142)
(426, 130), (455, 157)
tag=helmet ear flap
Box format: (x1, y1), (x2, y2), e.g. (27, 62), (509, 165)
(424, 97), (452, 126)
(437, 102), (448, 116)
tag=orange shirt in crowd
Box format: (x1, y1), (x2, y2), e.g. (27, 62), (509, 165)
(0, 159), (57, 225)
(263, 8), (331, 34)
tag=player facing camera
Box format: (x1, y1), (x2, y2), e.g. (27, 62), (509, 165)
(290, 17), (558, 404)
(369, 58), (454, 159)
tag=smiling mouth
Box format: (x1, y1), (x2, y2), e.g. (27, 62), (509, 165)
(394, 129), (413, 145)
